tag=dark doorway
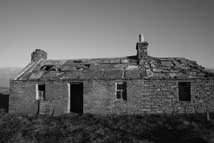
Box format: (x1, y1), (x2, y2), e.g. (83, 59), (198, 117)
(0, 94), (9, 113)
(70, 82), (83, 114)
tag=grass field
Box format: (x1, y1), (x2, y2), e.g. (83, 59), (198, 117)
(0, 113), (214, 143)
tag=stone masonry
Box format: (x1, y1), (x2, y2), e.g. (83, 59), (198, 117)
(9, 35), (214, 115)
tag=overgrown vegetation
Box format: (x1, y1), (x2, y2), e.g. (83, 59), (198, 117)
(0, 113), (214, 143)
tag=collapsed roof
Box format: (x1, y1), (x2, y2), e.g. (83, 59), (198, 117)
(15, 56), (214, 81)
(14, 37), (214, 81)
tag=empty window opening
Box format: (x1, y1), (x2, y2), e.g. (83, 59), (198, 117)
(178, 82), (191, 101)
(36, 84), (46, 100)
(115, 82), (127, 100)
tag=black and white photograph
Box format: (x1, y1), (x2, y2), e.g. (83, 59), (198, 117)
(0, 0), (214, 142)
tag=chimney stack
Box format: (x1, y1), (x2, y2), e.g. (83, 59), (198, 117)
(31, 49), (47, 62)
(136, 34), (149, 60)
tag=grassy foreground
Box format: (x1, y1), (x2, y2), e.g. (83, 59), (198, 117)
(0, 113), (214, 143)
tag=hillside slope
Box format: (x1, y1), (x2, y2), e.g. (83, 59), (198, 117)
(0, 113), (213, 143)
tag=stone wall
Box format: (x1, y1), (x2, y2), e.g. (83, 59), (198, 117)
(9, 78), (214, 115)
(9, 80), (39, 114)
(9, 80), (68, 115)
(126, 79), (214, 114)
(84, 79), (214, 114)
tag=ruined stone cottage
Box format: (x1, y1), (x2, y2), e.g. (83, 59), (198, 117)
(9, 35), (214, 115)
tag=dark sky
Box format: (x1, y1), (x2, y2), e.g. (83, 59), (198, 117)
(1, 0), (214, 68)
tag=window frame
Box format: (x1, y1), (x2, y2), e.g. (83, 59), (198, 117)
(115, 82), (127, 101)
(36, 84), (46, 100)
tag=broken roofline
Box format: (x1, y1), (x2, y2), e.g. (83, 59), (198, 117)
(13, 36), (214, 81)
(13, 64), (214, 81)
(14, 55), (214, 81)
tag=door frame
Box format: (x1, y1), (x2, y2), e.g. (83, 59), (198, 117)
(67, 82), (83, 114)
(67, 83), (71, 113)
